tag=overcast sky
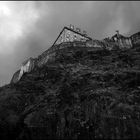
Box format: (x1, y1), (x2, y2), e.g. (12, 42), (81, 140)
(0, 1), (140, 86)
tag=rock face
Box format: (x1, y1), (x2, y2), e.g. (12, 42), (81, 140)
(1, 41), (140, 139)
(36, 52), (56, 68)
(3, 27), (140, 139)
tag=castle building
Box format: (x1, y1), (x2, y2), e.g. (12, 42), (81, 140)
(130, 31), (140, 45)
(111, 30), (132, 49)
(11, 26), (140, 84)
(51, 25), (92, 47)
(11, 25), (92, 83)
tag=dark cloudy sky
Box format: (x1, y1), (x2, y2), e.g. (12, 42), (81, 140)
(0, 1), (140, 86)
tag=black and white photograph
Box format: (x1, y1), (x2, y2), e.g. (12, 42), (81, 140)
(0, 1), (140, 139)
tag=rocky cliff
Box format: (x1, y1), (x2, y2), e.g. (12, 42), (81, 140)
(0, 41), (140, 139)
(11, 28), (139, 85)
(10, 40), (107, 84)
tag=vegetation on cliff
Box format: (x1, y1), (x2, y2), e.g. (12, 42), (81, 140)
(0, 44), (140, 139)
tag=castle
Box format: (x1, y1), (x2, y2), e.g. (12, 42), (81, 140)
(11, 25), (140, 83)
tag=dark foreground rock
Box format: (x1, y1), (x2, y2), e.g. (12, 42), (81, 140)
(0, 44), (140, 139)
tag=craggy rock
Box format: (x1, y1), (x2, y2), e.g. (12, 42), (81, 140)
(0, 43), (140, 139)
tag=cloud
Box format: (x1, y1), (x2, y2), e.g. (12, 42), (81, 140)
(0, 1), (49, 85)
(0, 1), (48, 54)
(0, 1), (140, 86)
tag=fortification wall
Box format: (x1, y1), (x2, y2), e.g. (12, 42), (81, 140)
(11, 39), (114, 84)
(10, 70), (20, 83)
(103, 36), (133, 49)
(12, 37), (133, 84)
(86, 40), (105, 48)
(131, 32), (140, 45)
(10, 39), (122, 84)
(36, 52), (56, 68)
(11, 28), (140, 84)
(17, 58), (36, 81)
(118, 38), (132, 49)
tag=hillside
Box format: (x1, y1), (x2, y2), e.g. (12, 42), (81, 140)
(0, 43), (140, 139)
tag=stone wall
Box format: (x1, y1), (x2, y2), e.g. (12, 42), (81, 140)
(18, 58), (36, 81)
(118, 37), (132, 49)
(10, 70), (20, 83)
(36, 52), (56, 68)
(131, 32), (140, 45)
(86, 40), (107, 50)
(104, 35), (132, 49)
(10, 39), (115, 83)
(10, 35), (134, 84)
